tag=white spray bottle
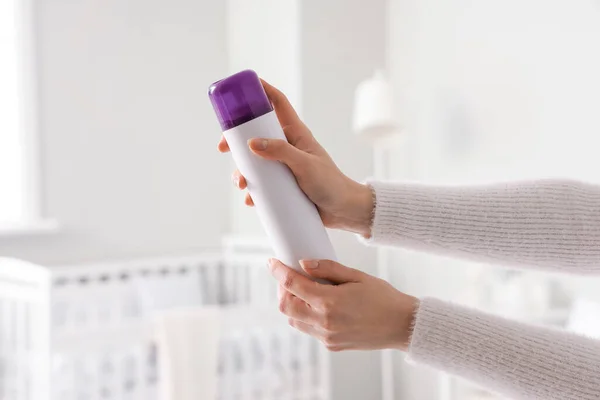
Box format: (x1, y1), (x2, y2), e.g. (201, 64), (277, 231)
(208, 70), (336, 283)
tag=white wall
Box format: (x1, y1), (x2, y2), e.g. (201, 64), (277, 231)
(0, 0), (230, 266)
(388, 0), (600, 398)
(226, 0), (302, 237)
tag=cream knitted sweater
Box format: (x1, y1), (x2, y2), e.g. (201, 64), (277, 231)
(367, 179), (600, 400)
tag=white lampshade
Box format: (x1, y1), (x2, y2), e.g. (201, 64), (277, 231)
(352, 69), (399, 140)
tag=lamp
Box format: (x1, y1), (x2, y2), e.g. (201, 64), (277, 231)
(352, 69), (399, 141)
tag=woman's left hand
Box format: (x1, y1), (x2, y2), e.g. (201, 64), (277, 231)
(268, 258), (418, 352)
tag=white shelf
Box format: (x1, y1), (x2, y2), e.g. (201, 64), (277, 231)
(0, 219), (60, 238)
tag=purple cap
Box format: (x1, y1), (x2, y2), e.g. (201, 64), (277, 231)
(208, 69), (273, 131)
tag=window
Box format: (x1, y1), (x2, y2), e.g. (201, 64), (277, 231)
(0, 0), (43, 228)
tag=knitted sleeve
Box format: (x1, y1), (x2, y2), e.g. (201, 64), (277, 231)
(363, 179), (600, 398)
(364, 178), (600, 274)
(410, 298), (600, 400)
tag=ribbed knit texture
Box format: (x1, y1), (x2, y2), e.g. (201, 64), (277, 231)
(366, 179), (600, 273)
(364, 179), (600, 399)
(411, 298), (600, 400)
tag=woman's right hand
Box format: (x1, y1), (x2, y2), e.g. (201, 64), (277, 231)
(217, 80), (374, 237)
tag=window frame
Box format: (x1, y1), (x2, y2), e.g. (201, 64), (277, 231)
(0, 0), (58, 237)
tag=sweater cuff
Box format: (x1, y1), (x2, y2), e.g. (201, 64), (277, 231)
(357, 179), (426, 249)
(363, 179), (397, 245)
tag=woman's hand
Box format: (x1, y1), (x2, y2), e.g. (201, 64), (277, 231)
(217, 80), (374, 237)
(268, 258), (418, 352)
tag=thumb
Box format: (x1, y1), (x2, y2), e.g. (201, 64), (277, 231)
(248, 138), (311, 173)
(300, 259), (364, 285)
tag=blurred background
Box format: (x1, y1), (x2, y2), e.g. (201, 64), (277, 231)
(1, 0), (600, 399)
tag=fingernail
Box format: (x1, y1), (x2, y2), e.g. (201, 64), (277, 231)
(300, 260), (319, 269)
(250, 138), (268, 150)
(267, 258), (277, 270)
(232, 175), (239, 188)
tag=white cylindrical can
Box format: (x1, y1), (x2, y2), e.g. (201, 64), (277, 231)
(209, 70), (336, 283)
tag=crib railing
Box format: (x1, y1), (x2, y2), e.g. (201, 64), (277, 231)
(0, 254), (329, 400)
(0, 259), (51, 400)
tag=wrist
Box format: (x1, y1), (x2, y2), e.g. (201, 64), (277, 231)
(336, 180), (374, 236)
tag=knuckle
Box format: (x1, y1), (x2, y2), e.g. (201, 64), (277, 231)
(278, 297), (288, 314)
(321, 299), (336, 316)
(326, 345), (342, 353)
(319, 300), (337, 331)
(272, 90), (286, 104)
(282, 125), (294, 137)
(321, 314), (335, 331)
(321, 333), (338, 348)
(282, 272), (295, 291)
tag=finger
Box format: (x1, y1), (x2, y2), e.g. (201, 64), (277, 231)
(247, 138), (310, 172)
(260, 79), (313, 146)
(231, 170), (247, 190)
(260, 79), (301, 128)
(288, 318), (321, 338)
(244, 192), (254, 207)
(268, 259), (321, 303)
(279, 290), (320, 325)
(300, 260), (364, 285)
(217, 136), (230, 153)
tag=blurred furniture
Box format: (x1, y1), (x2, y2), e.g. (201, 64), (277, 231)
(155, 307), (221, 400)
(0, 251), (330, 400)
(567, 298), (600, 339)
